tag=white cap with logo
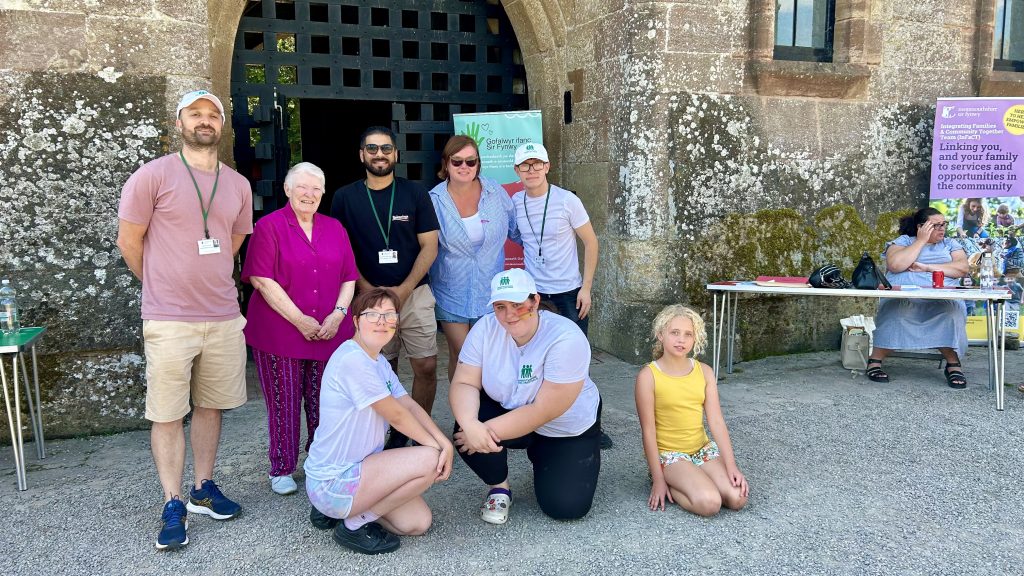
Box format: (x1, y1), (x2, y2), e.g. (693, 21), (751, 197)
(513, 142), (549, 166)
(487, 268), (538, 306)
(176, 90), (226, 120)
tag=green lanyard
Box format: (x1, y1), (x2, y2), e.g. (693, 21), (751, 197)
(523, 184), (551, 258)
(179, 151), (220, 239)
(365, 180), (396, 248)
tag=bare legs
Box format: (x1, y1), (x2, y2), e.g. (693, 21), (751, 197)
(662, 458), (747, 517)
(439, 322), (471, 384)
(151, 407), (223, 501)
(387, 356), (439, 416)
(348, 446), (440, 535)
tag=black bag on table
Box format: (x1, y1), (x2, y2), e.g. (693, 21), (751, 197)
(809, 264), (853, 289)
(851, 252), (891, 290)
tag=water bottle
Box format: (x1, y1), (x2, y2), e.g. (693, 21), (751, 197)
(0, 279), (19, 336)
(980, 253), (996, 290)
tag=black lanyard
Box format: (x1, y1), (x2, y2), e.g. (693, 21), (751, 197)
(365, 180), (396, 248)
(179, 151), (220, 239)
(523, 184), (551, 258)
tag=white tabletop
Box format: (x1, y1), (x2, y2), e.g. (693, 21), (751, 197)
(706, 282), (1011, 301)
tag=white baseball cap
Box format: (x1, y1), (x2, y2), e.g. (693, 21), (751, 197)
(487, 268), (538, 306)
(513, 142), (549, 166)
(176, 90), (226, 119)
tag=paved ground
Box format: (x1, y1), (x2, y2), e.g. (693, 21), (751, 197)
(1, 339), (1023, 575)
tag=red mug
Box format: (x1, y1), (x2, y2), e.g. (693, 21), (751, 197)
(932, 270), (944, 288)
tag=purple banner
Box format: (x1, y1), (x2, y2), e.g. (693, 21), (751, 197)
(930, 97), (1024, 200)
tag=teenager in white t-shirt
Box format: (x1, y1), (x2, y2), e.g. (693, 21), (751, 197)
(304, 288), (453, 555)
(449, 268), (602, 524)
(510, 142), (599, 336)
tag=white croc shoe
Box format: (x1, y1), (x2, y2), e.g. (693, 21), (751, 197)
(480, 490), (512, 524)
(269, 474), (297, 495)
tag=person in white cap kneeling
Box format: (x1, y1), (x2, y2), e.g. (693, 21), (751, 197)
(449, 268), (602, 524)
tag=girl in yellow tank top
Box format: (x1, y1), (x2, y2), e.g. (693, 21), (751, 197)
(634, 305), (749, 517)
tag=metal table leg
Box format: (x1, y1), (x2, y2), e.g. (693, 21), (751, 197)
(712, 292), (720, 378)
(997, 301), (1006, 411)
(0, 355), (27, 490)
(19, 352), (43, 459)
(986, 301), (996, 392)
(727, 293), (738, 374)
(30, 346), (44, 459)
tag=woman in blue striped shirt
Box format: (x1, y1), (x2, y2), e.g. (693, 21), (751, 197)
(428, 135), (520, 383)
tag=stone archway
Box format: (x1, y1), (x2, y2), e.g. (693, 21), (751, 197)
(204, 0), (568, 169)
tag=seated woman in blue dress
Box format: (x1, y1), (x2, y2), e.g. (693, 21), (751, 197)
(866, 208), (970, 389)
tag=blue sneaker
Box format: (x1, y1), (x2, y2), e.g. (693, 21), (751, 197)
(186, 479), (241, 520)
(156, 497), (188, 550)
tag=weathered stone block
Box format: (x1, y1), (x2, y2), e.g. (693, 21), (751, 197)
(0, 10), (88, 72)
(748, 60), (870, 100)
(85, 15), (211, 77)
(155, 0), (210, 25)
(560, 161), (609, 230)
(0, 349), (146, 443)
(661, 52), (744, 94)
(666, 3), (742, 55)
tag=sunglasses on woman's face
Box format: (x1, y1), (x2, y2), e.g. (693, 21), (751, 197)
(450, 157), (479, 168)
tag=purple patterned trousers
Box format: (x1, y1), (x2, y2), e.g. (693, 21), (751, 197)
(252, 349), (324, 476)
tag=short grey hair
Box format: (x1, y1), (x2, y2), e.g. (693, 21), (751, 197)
(284, 162), (326, 190)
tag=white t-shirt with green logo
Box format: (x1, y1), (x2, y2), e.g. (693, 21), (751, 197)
(460, 311), (599, 437)
(304, 340), (408, 481)
(512, 184), (590, 294)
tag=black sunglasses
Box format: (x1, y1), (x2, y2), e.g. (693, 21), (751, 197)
(450, 157), (479, 168)
(363, 143), (395, 154)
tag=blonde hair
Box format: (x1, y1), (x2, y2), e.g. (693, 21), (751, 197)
(651, 304), (707, 359)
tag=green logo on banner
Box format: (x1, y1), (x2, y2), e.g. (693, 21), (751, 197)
(462, 122), (485, 147)
(520, 364), (533, 380)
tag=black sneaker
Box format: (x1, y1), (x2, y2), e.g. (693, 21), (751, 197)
(599, 431), (614, 450)
(186, 479), (242, 520)
(332, 521), (401, 555)
(310, 505), (339, 530)
(383, 428), (409, 450)
(155, 497), (188, 550)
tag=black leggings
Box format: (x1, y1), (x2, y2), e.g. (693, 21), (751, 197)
(455, 392), (601, 520)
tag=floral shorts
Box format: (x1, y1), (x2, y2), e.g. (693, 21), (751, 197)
(305, 462), (362, 520)
(659, 440), (721, 468)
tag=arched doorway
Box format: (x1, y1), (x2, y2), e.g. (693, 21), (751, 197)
(229, 0), (529, 213)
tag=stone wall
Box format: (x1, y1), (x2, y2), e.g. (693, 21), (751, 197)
(0, 1), (214, 439)
(545, 1), (1024, 362)
(3, 1), (1023, 437)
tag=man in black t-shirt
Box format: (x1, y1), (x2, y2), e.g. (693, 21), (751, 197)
(331, 126), (440, 447)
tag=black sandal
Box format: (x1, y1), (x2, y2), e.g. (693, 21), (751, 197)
(866, 358), (889, 382)
(944, 361), (967, 389)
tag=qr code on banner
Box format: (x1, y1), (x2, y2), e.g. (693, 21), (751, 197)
(1005, 310), (1020, 330)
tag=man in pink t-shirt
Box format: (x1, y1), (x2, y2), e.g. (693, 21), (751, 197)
(116, 90), (253, 551)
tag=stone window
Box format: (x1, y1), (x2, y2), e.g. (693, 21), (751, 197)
(773, 0), (836, 62)
(994, 0), (1024, 72)
(975, 1), (1024, 95)
(748, 0), (872, 99)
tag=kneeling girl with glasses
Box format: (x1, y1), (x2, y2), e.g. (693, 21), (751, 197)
(304, 288), (453, 554)
(449, 268), (602, 524)
(635, 305), (749, 516)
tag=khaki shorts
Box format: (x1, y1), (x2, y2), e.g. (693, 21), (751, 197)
(143, 316), (248, 422)
(382, 284), (438, 361)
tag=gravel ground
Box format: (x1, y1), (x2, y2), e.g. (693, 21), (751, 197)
(1, 342), (1023, 575)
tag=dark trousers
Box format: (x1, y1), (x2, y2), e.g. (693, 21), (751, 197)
(456, 391), (601, 520)
(539, 287), (588, 335)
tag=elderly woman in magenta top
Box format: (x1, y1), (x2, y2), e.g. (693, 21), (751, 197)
(242, 162), (359, 496)
(428, 135), (519, 384)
